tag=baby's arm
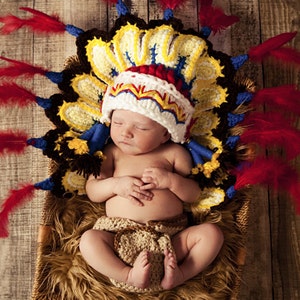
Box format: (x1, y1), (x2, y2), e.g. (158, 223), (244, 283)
(86, 144), (153, 206)
(141, 145), (201, 203)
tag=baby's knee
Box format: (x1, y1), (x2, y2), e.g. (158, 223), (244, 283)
(199, 223), (224, 246)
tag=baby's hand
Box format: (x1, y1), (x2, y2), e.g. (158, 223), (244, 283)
(141, 167), (171, 190)
(114, 176), (153, 206)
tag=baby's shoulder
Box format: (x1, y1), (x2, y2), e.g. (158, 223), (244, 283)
(162, 142), (190, 158)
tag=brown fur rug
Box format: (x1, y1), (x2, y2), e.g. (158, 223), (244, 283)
(32, 188), (249, 300)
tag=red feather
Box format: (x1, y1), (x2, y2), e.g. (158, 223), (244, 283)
(101, 0), (118, 4)
(0, 56), (46, 78)
(0, 82), (37, 106)
(0, 184), (35, 237)
(234, 157), (300, 213)
(240, 112), (300, 159)
(269, 47), (300, 66)
(156, 0), (186, 9)
(0, 7), (66, 35)
(248, 32), (298, 62)
(0, 130), (29, 155)
(252, 85), (300, 116)
(199, 1), (239, 34)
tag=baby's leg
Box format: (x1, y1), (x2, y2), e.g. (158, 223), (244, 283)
(161, 223), (224, 290)
(80, 229), (151, 288)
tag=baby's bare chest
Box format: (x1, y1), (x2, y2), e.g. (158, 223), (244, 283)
(113, 154), (173, 177)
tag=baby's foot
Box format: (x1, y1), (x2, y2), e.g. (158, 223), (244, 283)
(126, 250), (151, 289)
(161, 249), (184, 290)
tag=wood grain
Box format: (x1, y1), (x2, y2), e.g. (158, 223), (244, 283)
(0, 1), (299, 299)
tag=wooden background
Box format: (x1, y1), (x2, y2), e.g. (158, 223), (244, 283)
(0, 0), (299, 299)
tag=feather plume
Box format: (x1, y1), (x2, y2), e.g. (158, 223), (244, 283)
(269, 47), (300, 66)
(0, 130), (29, 155)
(0, 7), (66, 35)
(240, 112), (300, 159)
(0, 56), (46, 78)
(248, 32), (298, 62)
(252, 85), (300, 116)
(199, 0), (239, 34)
(234, 157), (300, 213)
(0, 184), (35, 237)
(156, 0), (187, 9)
(0, 82), (37, 106)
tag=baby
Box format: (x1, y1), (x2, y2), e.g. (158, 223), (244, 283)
(79, 109), (224, 290)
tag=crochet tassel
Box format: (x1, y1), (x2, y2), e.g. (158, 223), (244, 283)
(0, 184), (35, 237)
(233, 157), (300, 213)
(0, 7), (83, 37)
(252, 85), (300, 116)
(248, 31), (300, 64)
(0, 130), (28, 155)
(240, 112), (300, 160)
(199, 0), (240, 34)
(0, 56), (63, 83)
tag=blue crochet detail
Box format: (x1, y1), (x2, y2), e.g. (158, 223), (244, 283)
(116, 0), (129, 16)
(65, 24), (84, 37)
(226, 185), (236, 199)
(226, 135), (240, 149)
(36, 97), (52, 110)
(200, 26), (211, 38)
(45, 71), (63, 84)
(186, 139), (214, 166)
(231, 54), (249, 70)
(27, 137), (47, 150)
(34, 178), (55, 191)
(80, 122), (110, 154)
(236, 92), (253, 105)
(228, 112), (245, 127)
(163, 8), (174, 20)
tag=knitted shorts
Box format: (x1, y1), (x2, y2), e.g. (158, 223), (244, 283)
(93, 214), (188, 293)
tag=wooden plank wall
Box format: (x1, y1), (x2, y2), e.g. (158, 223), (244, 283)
(0, 0), (299, 299)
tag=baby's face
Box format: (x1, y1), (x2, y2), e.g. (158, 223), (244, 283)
(110, 109), (170, 155)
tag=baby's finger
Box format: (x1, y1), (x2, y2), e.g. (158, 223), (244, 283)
(140, 182), (156, 190)
(128, 195), (144, 206)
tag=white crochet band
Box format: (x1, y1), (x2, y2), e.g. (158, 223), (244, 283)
(101, 71), (195, 143)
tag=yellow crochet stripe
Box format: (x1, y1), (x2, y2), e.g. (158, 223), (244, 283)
(62, 170), (87, 195)
(110, 83), (187, 123)
(71, 74), (107, 106)
(58, 99), (102, 132)
(191, 110), (219, 136)
(86, 24), (212, 86)
(194, 187), (225, 209)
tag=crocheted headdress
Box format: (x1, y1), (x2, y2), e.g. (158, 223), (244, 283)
(0, 0), (300, 237)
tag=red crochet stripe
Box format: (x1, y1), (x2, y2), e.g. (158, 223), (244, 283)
(127, 65), (190, 99)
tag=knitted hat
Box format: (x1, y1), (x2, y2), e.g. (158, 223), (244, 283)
(101, 65), (195, 143)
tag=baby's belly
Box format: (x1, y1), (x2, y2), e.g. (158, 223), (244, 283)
(105, 190), (183, 223)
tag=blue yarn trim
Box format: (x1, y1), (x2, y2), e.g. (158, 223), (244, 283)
(80, 122), (110, 154)
(65, 24), (84, 37)
(200, 26), (211, 38)
(163, 8), (174, 20)
(227, 112), (245, 127)
(226, 135), (240, 149)
(45, 71), (63, 84)
(36, 97), (52, 110)
(34, 178), (55, 191)
(231, 54), (249, 70)
(236, 91), (253, 105)
(27, 137), (47, 151)
(226, 185), (236, 199)
(116, 0), (129, 16)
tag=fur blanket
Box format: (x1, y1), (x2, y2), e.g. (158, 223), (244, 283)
(32, 189), (249, 300)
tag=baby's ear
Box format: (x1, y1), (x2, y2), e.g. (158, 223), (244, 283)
(162, 130), (171, 143)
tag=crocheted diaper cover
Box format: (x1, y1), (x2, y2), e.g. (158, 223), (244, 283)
(93, 214), (188, 293)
